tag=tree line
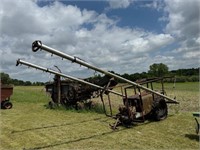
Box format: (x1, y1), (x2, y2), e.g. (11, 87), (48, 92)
(0, 72), (45, 86)
(119, 64), (199, 83)
(0, 63), (199, 85)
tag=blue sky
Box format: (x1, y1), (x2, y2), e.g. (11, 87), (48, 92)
(37, 0), (165, 32)
(0, 0), (199, 82)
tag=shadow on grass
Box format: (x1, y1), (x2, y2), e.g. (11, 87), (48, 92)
(11, 103), (114, 134)
(17, 113), (177, 149)
(11, 114), (153, 135)
(185, 134), (199, 142)
(24, 127), (129, 150)
(11, 117), (102, 134)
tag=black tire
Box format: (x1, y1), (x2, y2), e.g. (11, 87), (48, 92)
(48, 101), (53, 109)
(67, 86), (75, 102)
(1, 101), (5, 109)
(151, 99), (168, 121)
(2, 101), (13, 109)
(195, 118), (199, 134)
(64, 86), (76, 105)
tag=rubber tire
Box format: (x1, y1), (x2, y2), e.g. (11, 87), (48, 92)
(62, 86), (76, 106)
(3, 101), (13, 109)
(151, 99), (168, 121)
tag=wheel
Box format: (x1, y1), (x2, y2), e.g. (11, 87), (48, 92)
(60, 98), (70, 106)
(67, 87), (75, 101)
(64, 86), (76, 105)
(2, 101), (13, 109)
(195, 118), (200, 134)
(48, 101), (54, 109)
(151, 99), (168, 121)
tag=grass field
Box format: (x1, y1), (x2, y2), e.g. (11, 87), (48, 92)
(0, 82), (199, 150)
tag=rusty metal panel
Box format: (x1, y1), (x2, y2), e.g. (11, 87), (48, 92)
(1, 85), (13, 102)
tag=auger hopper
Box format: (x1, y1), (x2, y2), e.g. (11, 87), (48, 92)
(31, 40), (179, 129)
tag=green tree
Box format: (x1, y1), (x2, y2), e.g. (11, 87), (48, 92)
(24, 81), (32, 86)
(0, 72), (11, 84)
(148, 63), (169, 77)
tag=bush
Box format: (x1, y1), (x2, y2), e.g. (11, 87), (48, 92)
(164, 76), (199, 83)
(187, 75), (199, 82)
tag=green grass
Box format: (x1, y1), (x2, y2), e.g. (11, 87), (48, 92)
(0, 83), (199, 150)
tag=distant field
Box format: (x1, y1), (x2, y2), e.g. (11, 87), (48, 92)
(0, 82), (199, 150)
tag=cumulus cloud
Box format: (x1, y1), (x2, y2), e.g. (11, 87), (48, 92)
(163, 0), (200, 66)
(165, 0), (199, 38)
(0, 0), (195, 82)
(141, 0), (164, 11)
(107, 0), (134, 9)
(122, 33), (174, 53)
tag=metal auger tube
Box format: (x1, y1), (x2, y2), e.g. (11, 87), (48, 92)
(32, 40), (179, 104)
(16, 59), (124, 97)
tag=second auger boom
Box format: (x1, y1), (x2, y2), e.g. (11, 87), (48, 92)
(31, 40), (179, 129)
(16, 59), (122, 112)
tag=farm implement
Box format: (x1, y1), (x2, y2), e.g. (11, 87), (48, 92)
(16, 59), (122, 112)
(16, 40), (179, 129)
(0, 82), (13, 109)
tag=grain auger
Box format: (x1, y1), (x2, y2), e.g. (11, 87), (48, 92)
(31, 40), (179, 129)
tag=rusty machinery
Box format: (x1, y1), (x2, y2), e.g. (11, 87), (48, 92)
(16, 59), (122, 116)
(0, 82), (13, 109)
(45, 73), (118, 108)
(16, 40), (179, 129)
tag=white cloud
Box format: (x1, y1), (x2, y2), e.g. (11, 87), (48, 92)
(107, 0), (134, 9)
(0, 0), (197, 82)
(143, 0), (200, 70)
(141, 0), (164, 11)
(163, 0), (200, 63)
(183, 51), (200, 59)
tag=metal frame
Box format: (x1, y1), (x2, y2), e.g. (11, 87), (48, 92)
(31, 40), (179, 104)
(122, 77), (171, 122)
(16, 59), (124, 116)
(16, 59), (123, 97)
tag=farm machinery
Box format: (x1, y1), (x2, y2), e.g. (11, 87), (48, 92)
(16, 59), (121, 109)
(16, 40), (179, 129)
(45, 73), (117, 108)
(0, 82), (13, 109)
